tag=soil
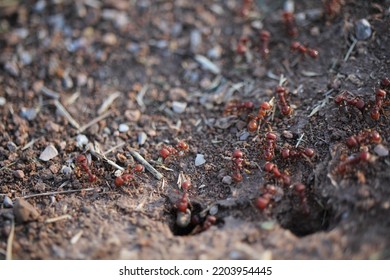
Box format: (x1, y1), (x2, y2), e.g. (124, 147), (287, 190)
(0, 0), (389, 260)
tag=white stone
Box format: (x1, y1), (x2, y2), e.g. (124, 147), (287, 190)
(137, 132), (147, 145)
(195, 154), (206, 166)
(172, 101), (187, 114)
(374, 144), (389, 157)
(76, 134), (89, 147)
(3, 196), (13, 208)
(0, 97), (6, 106)
(222, 175), (232, 185)
(118, 123), (129, 133)
(39, 144), (59, 161)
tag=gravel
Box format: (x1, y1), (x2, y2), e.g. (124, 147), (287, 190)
(39, 144), (59, 161)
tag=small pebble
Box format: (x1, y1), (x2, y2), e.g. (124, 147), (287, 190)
(137, 132), (147, 145)
(19, 51), (32, 65)
(0, 96), (6, 106)
(76, 134), (89, 147)
(102, 33), (118, 46)
(39, 144), (59, 161)
(7, 141), (17, 152)
(355, 19), (372, 41)
(209, 205), (218, 215)
(239, 131), (250, 141)
(13, 198), (40, 223)
(374, 144), (389, 157)
(3, 196), (13, 208)
(45, 121), (61, 132)
(118, 123), (129, 133)
(282, 131), (294, 139)
(207, 45), (222, 59)
(4, 61), (19, 76)
(190, 29), (202, 53)
(21, 107), (37, 121)
(61, 165), (72, 175)
(222, 175), (233, 185)
(172, 101), (187, 113)
(13, 170), (25, 179)
(195, 154), (206, 166)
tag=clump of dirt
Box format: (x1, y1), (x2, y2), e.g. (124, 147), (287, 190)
(0, 0), (390, 260)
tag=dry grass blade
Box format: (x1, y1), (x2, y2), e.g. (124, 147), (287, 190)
(344, 37), (358, 62)
(136, 85), (148, 111)
(45, 214), (72, 224)
(6, 218), (15, 260)
(54, 99), (81, 130)
(78, 110), (112, 133)
(98, 91), (122, 114)
(40, 86), (60, 99)
(20, 188), (95, 199)
(89, 148), (125, 171)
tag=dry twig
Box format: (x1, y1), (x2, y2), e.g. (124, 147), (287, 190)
(20, 188), (95, 199)
(54, 99), (81, 130)
(129, 149), (164, 180)
(6, 218), (15, 260)
(78, 110), (112, 133)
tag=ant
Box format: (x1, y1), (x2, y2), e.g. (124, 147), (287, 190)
(263, 132), (277, 161)
(231, 149), (248, 182)
(336, 151), (371, 174)
(370, 89), (386, 120)
(323, 0), (343, 19)
(114, 164), (145, 187)
(276, 85), (293, 116)
(236, 36), (250, 56)
(290, 41), (319, 59)
(294, 183), (309, 215)
(380, 77), (390, 90)
(75, 154), (97, 183)
(247, 101), (273, 132)
(264, 162), (291, 187)
(224, 100), (254, 116)
(239, 0), (253, 17)
(334, 91), (365, 111)
(256, 184), (277, 210)
(159, 140), (189, 160)
(346, 130), (382, 149)
(281, 146), (315, 159)
(282, 11), (298, 37)
(259, 30), (270, 59)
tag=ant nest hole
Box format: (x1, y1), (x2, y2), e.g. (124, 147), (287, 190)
(276, 192), (335, 237)
(168, 201), (223, 236)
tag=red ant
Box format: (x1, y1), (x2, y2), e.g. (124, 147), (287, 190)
(336, 151), (371, 174)
(370, 89), (386, 120)
(239, 0), (253, 17)
(290, 41), (319, 59)
(75, 154), (97, 183)
(281, 146), (315, 159)
(346, 130), (382, 149)
(114, 164), (145, 187)
(264, 162), (291, 186)
(259, 30), (270, 59)
(202, 215), (217, 231)
(247, 101), (273, 132)
(231, 149), (247, 182)
(276, 85), (293, 116)
(294, 183), (309, 214)
(263, 132), (277, 161)
(159, 140), (189, 160)
(176, 192), (189, 213)
(380, 77), (390, 90)
(334, 91), (365, 111)
(282, 11), (298, 37)
(224, 100), (254, 116)
(256, 184), (277, 210)
(323, 0), (343, 19)
(181, 180), (191, 192)
(236, 36), (250, 56)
